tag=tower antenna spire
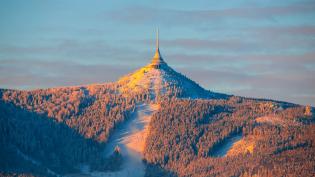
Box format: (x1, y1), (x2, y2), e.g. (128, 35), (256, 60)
(156, 28), (159, 51)
(150, 28), (166, 68)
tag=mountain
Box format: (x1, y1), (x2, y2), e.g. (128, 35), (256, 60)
(117, 39), (226, 100)
(0, 33), (314, 177)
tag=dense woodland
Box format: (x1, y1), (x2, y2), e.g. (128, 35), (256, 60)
(1, 83), (314, 176)
(144, 97), (315, 177)
(0, 84), (146, 176)
(1, 84), (138, 142)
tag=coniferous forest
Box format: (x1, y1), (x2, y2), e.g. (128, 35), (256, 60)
(144, 98), (315, 177)
(0, 84), (314, 176)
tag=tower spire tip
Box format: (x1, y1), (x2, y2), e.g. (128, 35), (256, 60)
(150, 28), (165, 68)
(156, 28), (159, 50)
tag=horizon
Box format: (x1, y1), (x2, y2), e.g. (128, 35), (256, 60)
(1, 0), (315, 106)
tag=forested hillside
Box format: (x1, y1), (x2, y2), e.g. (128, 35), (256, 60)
(1, 84), (138, 142)
(1, 53), (314, 177)
(144, 97), (315, 177)
(0, 99), (105, 176)
(0, 84), (149, 176)
(1, 85), (314, 176)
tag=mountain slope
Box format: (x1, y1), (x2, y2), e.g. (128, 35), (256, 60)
(144, 98), (315, 177)
(117, 45), (228, 100)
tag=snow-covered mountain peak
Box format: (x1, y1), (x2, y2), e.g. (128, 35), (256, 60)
(117, 47), (223, 99)
(117, 31), (228, 100)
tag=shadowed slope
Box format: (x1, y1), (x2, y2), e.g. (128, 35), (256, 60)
(0, 99), (106, 176)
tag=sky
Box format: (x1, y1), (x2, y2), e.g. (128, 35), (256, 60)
(0, 0), (315, 106)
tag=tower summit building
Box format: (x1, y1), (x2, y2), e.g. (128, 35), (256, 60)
(149, 29), (167, 69)
(117, 30), (223, 99)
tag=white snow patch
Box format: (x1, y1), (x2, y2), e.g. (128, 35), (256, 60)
(211, 134), (243, 157)
(67, 103), (159, 177)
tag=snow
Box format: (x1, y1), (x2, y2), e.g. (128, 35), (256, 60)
(256, 115), (301, 127)
(118, 66), (166, 97)
(103, 103), (159, 156)
(226, 137), (255, 156)
(69, 103), (159, 177)
(211, 134), (243, 157)
(116, 50), (210, 99)
(117, 62), (209, 99)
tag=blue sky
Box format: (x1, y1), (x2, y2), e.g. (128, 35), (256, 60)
(0, 0), (315, 106)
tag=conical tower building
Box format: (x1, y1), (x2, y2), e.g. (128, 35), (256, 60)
(149, 29), (167, 69)
(117, 30), (224, 99)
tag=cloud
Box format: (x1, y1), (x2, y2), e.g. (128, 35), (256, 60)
(253, 26), (315, 36)
(0, 59), (136, 89)
(137, 29), (315, 55)
(167, 52), (315, 69)
(177, 66), (315, 106)
(1, 51), (314, 106)
(0, 39), (150, 65)
(105, 3), (315, 26)
(1, 0), (314, 106)
(166, 51), (315, 106)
